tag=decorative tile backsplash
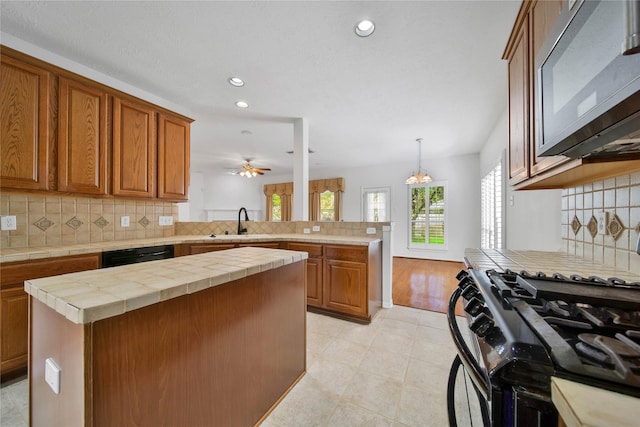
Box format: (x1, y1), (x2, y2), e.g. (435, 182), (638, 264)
(0, 193), (177, 249)
(562, 172), (640, 275)
(174, 220), (386, 238)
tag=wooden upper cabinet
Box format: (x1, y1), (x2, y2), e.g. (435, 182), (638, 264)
(112, 97), (156, 198)
(58, 77), (109, 195)
(529, 0), (567, 176)
(158, 113), (190, 200)
(0, 54), (51, 190)
(506, 16), (529, 185)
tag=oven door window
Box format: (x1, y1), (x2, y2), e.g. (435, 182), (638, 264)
(538, 0), (640, 151)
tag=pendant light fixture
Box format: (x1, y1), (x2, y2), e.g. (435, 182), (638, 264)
(405, 138), (433, 184)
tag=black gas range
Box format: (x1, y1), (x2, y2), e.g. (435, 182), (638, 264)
(446, 268), (640, 427)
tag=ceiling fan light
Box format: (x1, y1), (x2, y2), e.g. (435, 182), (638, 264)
(252, 171), (257, 177)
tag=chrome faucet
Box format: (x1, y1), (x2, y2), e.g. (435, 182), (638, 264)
(237, 207), (249, 235)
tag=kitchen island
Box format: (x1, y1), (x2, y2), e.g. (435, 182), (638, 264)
(25, 247), (307, 427)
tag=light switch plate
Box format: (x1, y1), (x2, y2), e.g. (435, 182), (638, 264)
(1, 215), (17, 231)
(597, 212), (608, 235)
(120, 216), (130, 227)
(366, 227), (376, 234)
(312, 226), (320, 232)
(45, 358), (61, 394)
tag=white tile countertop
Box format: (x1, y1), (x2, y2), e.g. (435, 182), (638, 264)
(551, 377), (640, 427)
(0, 233), (380, 264)
(24, 247), (308, 324)
(465, 248), (640, 283)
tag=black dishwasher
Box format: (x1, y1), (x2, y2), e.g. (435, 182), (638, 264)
(102, 244), (174, 267)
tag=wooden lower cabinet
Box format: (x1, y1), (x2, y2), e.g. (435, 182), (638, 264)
(288, 242), (382, 323)
(305, 258), (323, 307)
(0, 253), (100, 381)
(0, 287), (28, 378)
(324, 259), (367, 317)
(177, 241), (283, 256)
(183, 243), (236, 255)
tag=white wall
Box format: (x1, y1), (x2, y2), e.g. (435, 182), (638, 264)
(257, 153), (481, 262)
(480, 109), (563, 251)
(197, 172), (265, 221)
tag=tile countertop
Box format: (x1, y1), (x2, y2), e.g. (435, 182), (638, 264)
(0, 233), (381, 264)
(24, 247), (308, 325)
(465, 248), (640, 283)
(551, 377), (639, 427)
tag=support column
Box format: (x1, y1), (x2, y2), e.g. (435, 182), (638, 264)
(382, 223), (395, 308)
(293, 118), (309, 221)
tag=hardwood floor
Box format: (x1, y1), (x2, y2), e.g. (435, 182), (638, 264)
(392, 257), (465, 316)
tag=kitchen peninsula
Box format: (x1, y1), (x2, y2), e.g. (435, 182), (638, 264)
(25, 247), (307, 427)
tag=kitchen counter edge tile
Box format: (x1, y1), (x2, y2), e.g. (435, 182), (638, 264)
(0, 233), (380, 264)
(24, 247), (308, 325)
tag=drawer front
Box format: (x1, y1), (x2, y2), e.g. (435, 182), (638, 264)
(287, 243), (323, 258)
(324, 245), (367, 262)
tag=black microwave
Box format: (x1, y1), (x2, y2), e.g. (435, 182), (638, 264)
(535, 0), (640, 159)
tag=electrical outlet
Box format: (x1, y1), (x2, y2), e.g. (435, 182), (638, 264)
(45, 358), (61, 394)
(303, 228), (311, 234)
(312, 225), (320, 232)
(120, 216), (130, 227)
(597, 212), (608, 235)
(366, 227), (376, 234)
(1, 215), (17, 231)
(159, 216), (174, 226)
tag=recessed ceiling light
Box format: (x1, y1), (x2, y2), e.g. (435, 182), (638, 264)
(228, 77), (244, 87)
(355, 20), (375, 37)
(235, 100), (249, 109)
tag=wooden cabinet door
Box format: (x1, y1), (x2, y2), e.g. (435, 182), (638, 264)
(113, 97), (156, 198)
(0, 54), (51, 190)
(188, 243), (236, 254)
(529, 0), (568, 176)
(158, 113), (190, 200)
(306, 257), (323, 307)
(58, 77), (109, 194)
(507, 16), (530, 185)
(237, 242), (280, 249)
(0, 287), (28, 376)
(0, 253), (100, 380)
(324, 259), (367, 316)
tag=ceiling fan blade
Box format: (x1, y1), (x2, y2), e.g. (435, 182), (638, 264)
(255, 167), (271, 171)
(256, 170), (265, 175)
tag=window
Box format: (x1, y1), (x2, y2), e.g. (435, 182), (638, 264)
(271, 194), (282, 222)
(481, 157), (505, 248)
(319, 190), (335, 221)
(362, 187), (390, 222)
(409, 182), (447, 249)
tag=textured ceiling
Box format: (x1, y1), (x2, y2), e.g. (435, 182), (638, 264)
(1, 1), (520, 175)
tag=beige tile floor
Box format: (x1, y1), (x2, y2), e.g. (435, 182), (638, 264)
(0, 305), (479, 427)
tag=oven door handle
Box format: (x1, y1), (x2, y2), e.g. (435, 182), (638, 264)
(447, 287), (490, 398)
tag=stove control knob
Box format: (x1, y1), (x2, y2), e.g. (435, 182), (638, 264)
(461, 285), (478, 300)
(470, 313), (494, 337)
(458, 276), (474, 290)
(464, 297), (485, 317)
(456, 270), (469, 281)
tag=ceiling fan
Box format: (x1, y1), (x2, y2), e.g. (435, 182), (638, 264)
(235, 159), (271, 178)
